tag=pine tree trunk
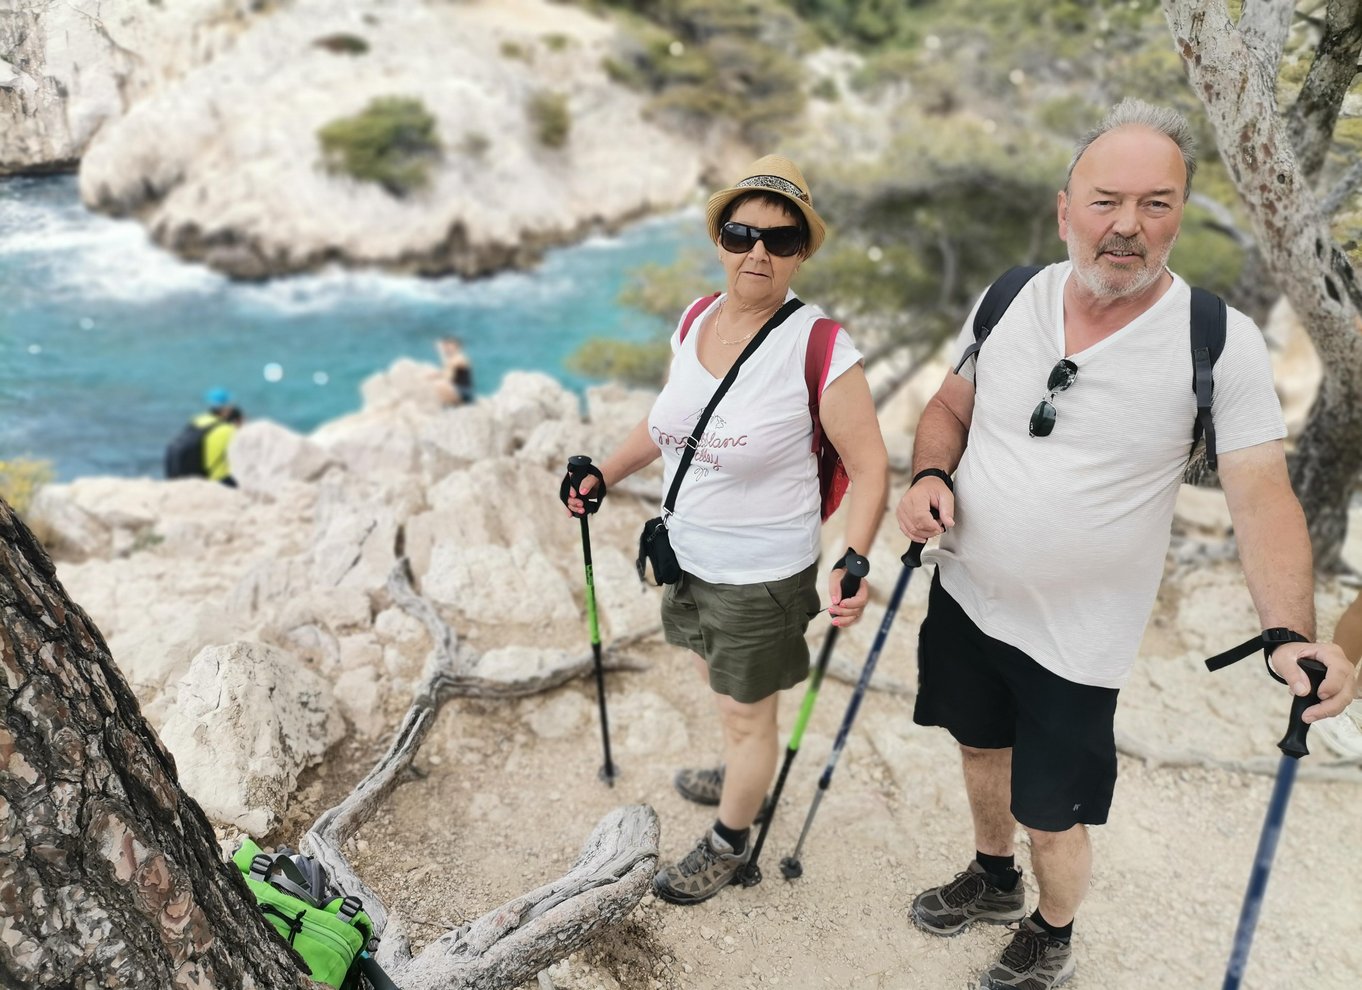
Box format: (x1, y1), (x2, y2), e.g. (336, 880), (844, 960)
(1164, 0), (1362, 568)
(1290, 371), (1362, 571)
(0, 499), (309, 989)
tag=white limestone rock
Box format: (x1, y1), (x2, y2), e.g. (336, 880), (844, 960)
(473, 645), (577, 686)
(422, 539), (577, 627)
(26, 486), (111, 562)
(159, 641), (345, 835)
(524, 692), (590, 740)
(230, 419), (337, 496)
(74, 0), (705, 279)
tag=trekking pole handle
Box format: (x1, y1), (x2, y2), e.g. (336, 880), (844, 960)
(837, 551), (870, 599)
(1277, 658), (1327, 760)
(561, 454), (606, 516)
(901, 507), (940, 568)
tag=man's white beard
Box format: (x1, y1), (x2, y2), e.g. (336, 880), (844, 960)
(1067, 233), (1174, 300)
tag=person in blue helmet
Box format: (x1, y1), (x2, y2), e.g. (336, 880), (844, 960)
(165, 387), (244, 486)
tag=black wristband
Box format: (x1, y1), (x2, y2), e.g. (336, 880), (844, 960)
(911, 468), (954, 492)
(1262, 627), (1310, 686)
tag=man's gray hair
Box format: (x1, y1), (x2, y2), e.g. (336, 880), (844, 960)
(1065, 98), (1198, 199)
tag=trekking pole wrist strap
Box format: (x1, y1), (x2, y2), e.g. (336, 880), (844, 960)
(1204, 627), (1310, 685)
(911, 468), (954, 492)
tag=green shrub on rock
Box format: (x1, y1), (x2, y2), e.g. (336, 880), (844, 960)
(312, 33), (369, 55)
(527, 90), (571, 148)
(318, 97), (442, 197)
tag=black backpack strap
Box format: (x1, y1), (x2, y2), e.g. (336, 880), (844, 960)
(1189, 287), (1227, 472)
(954, 265), (1045, 375)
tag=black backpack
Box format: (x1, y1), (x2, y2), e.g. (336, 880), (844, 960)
(164, 418), (216, 479)
(955, 265), (1228, 470)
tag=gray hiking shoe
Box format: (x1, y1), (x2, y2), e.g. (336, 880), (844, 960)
(911, 861), (1026, 936)
(652, 828), (751, 906)
(673, 765), (725, 804)
(977, 917), (1075, 989)
(672, 765), (773, 824)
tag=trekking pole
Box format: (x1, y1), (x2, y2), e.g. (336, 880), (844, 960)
(780, 536), (927, 880)
(560, 454), (617, 786)
(359, 951), (402, 990)
(738, 552), (869, 887)
(1221, 657), (1326, 990)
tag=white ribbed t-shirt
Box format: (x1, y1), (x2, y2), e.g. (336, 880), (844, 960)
(929, 263), (1286, 688)
(648, 292), (862, 585)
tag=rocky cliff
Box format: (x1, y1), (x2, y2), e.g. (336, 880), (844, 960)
(2, 0), (722, 278)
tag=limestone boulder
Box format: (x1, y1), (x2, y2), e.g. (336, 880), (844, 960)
(158, 641), (345, 835)
(356, 358), (447, 417)
(0, 0), (239, 170)
(26, 486), (111, 562)
(230, 419), (337, 497)
(486, 372), (581, 446)
(422, 539), (578, 628)
(74, 0), (706, 279)
(312, 413), (423, 484)
(585, 384), (656, 453)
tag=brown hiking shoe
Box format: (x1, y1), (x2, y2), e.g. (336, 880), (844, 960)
(652, 828), (751, 906)
(672, 765), (772, 824)
(977, 917), (1075, 989)
(911, 861), (1026, 936)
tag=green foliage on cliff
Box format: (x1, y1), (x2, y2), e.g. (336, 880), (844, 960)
(312, 33), (369, 55)
(527, 90), (572, 148)
(318, 97), (442, 197)
(565, 0), (1277, 388)
(592, 0), (812, 144)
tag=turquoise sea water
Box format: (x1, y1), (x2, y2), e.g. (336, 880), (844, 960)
(0, 175), (712, 480)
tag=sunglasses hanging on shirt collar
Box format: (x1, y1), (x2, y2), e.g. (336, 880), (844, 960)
(1029, 359), (1079, 438)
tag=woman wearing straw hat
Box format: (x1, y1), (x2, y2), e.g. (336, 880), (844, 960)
(565, 155), (888, 904)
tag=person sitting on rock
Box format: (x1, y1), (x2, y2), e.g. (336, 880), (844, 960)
(431, 337), (474, 406)
(165, 387), (243, 487)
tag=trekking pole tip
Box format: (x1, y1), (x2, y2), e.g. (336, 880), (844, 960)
(738, 862), (763, 887)
(598, 763), (619, 786)
(778, 856), (803, 880)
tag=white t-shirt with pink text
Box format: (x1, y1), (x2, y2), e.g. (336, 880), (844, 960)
(648, 292), (862, 585)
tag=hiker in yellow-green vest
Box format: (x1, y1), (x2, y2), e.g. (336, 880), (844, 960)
(165, 387), (243, 487)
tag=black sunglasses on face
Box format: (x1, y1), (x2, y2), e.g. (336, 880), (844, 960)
(1029, 359), (1079, 438)
(719, 220), (805, 258)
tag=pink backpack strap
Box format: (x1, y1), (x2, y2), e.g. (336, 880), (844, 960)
(678, 293), (721, 344)
(804, 318), (841, 450)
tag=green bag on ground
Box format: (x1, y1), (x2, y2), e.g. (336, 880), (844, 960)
(232, 838), (375, 990)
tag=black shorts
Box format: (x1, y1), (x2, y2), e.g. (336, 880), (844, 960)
(913, 571), (1119, 831)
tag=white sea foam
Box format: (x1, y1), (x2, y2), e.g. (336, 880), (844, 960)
(235, 264), (580, 316)
(0, 193), (225, 302)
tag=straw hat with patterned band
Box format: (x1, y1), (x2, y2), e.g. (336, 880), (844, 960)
(705, 154), (827, 258)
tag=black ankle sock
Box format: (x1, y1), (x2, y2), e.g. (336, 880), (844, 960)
(713, 819), (749, 854)
(1031, 909), (1073, 943)
(976, 851), (1018, 890)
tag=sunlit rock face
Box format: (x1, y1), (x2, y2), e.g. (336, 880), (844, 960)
(4, 0), (708, 278)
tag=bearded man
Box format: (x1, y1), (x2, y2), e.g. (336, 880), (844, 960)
(894, 98), (1357, 990)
